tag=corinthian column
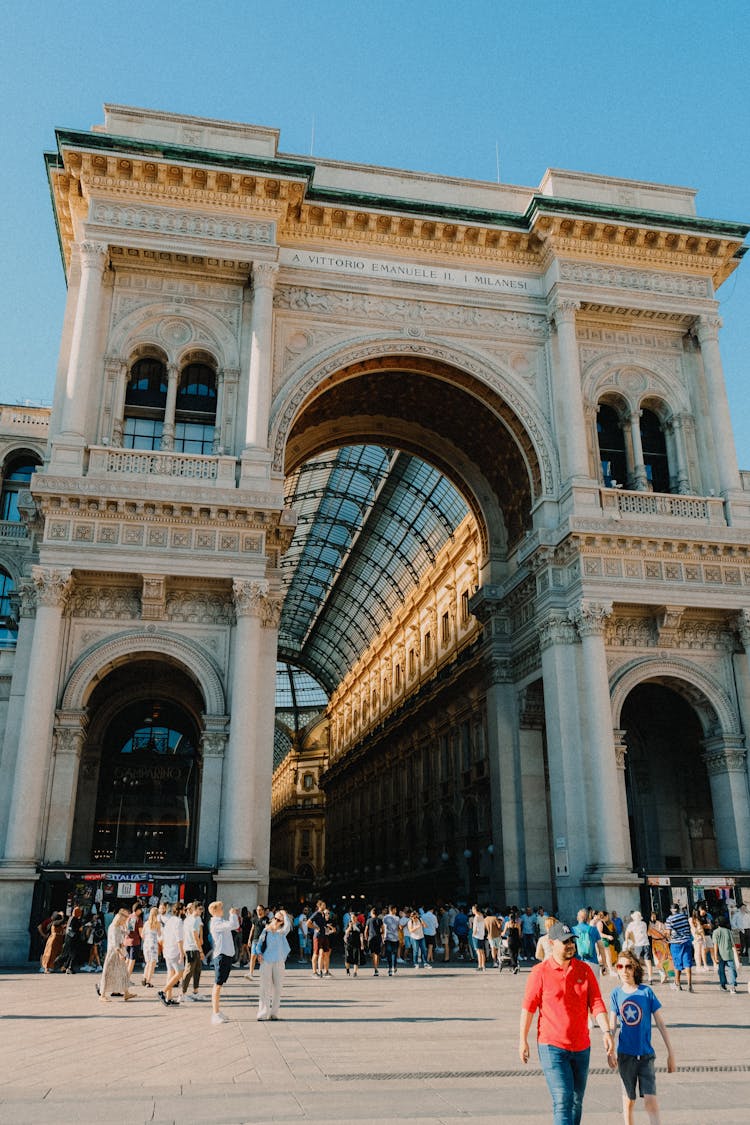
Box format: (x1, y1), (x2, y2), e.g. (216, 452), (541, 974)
(59, 242), (108, 440)
(570, 601), (633, 875)
(196, 721), (229, 866)
(243, 261), (279, 451)
(702, 738), (750, 868)
(549, 299), (591, 481)
(3, 567), (73, 863)
(626, 410), (648, 491)
(160, 363), (180, 450)
(44, 711), (89, 862)
(695, 315), (740, 496)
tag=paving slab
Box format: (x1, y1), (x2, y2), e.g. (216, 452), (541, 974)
(1, 960), (748, 1123)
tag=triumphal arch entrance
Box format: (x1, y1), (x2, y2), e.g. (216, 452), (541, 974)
(1, 104), (749, 961)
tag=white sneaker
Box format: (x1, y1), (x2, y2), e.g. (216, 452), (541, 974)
(211, 1011), (228, 1025)
(183, 992), (198, 1001)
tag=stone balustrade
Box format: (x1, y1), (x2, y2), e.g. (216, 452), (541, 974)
(87, 445), (237, 484)
(0, 521), (28, 540)
(599, 487), (726, 525)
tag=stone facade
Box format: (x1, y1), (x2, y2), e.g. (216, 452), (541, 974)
(1, 104), (749, 961)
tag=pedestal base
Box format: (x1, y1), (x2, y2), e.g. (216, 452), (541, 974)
(0, 865), (38, 966)
(581, 867), (642, 918)
(215, 865), (267, 911)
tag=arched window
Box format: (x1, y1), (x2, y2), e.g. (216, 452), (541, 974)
(90, 699), (200, 865)
(0, 568), (17, 648)
(122, 357), (168, 450)
(174, 362), (216, 455)
(1, 454), (38, 521)
(596, 405), (627, 488)
(640, 409), (670, 492)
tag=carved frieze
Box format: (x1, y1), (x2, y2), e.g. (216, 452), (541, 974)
(274, 285), (548, 338)
(90, 201), (275, 246)
(68, 586), (141, 620)
(166, 591), (233, 624)
(559, 261), (711, 298)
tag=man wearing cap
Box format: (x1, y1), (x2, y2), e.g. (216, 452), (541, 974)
(519, 921), (615, 1125)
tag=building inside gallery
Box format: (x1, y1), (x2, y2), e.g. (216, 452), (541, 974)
(1, 103), (750, 962)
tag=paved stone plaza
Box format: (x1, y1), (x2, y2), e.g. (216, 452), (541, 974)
(1, 959), (748, 1124)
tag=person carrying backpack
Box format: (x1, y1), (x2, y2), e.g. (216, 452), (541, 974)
(572, 909), (607, 976)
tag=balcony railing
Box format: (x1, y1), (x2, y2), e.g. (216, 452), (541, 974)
(599, 487), (725, 526)
(0, 404), (50, 431)
(0, 520), (29, 540)
(87, 446), (237, 485)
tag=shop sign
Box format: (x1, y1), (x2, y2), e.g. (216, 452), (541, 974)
(692, 876), (735, 888)
(647, 876), (671, 886)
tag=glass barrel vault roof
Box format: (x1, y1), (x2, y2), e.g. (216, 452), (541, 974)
(278, 445), (469, 696)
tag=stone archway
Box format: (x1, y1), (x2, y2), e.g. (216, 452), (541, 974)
(271, 340), (555, 579)
(611, 658), (749, 872)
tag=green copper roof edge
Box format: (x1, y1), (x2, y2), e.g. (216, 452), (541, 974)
(44, 151), (69, 281)
(525, 195), (750, 240)
(50, 128), (750, 245)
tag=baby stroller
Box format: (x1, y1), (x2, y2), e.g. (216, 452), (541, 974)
(497, 936), (514, 972)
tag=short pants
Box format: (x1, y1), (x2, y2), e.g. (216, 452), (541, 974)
(670, 941), (694, 970)
(213, 953), (233, 986)
(618, 1053), (657, 1099)
(165, 957), (183, 976)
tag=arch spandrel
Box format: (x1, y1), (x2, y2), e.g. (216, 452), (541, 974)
(610, 656), (741, 740)
(61, 629), (226, 716)
(582, 354), (688, 416)
(107, 304), (239, 371)
(270, 337), (556, 561)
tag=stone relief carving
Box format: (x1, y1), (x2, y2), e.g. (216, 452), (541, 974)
(31, 566), (73, 608)
(274, 285), (547, 337)
(90, 201), (275, 246)
(68, 586), (141, 620)
(166, 591), (233, 624)
(559, 261), (711, 298)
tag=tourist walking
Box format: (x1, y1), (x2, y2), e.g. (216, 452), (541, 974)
(407, 910), (428, 968)
(503, 909), (522, 973)
(664, 903), (694, 992)
(141, 907), (161, 988)
(158, 903), (185, 1007)
(124, 903), (143, 978)
(713, 914), (740, 994)
(609, 949), (675, 1124)
(572, 909), (607, 976)
(647, 913), (670, 984)
(247, 905), (268, 980)
(519, 921), (615, 1125)
(98, 908), (137, 1003)
(58, 906), (84, 974)
(471, 905), (487, 971)
(365, 907), (382, 975)
(623, 911), (653, 984)
(181, 902), (206, 1001)
(690, 908), (708, 972)
(382, 905), (400, 975)
(257, 910), (292, 1020)
(40, 912), (65, 973)
(486, 909), (502, 967)
(344, 914), (364, 977)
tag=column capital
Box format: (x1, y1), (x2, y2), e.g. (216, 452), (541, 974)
(252, 260), (280, 292)
(11, 577), (38, 619)
(77, 241), (109, 271)
(702, 740), (747, 776)
(53, 709), (89, 756)
(232, 578), (270, 617)
(200, 731), (228, 758)
(31, 566), (73, 609)
(694, 314), (722, 345)
(612, 729), (628, 770)
(570, 600), (613, 637)
(538, 610), (578, 650)
(548, 298), (581, 328)
(734, 609), (750, 650)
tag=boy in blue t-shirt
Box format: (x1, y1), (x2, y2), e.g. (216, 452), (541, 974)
(609, 949), (675, 1123)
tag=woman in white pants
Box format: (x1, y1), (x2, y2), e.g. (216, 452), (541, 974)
(257, 910), (292, 1021)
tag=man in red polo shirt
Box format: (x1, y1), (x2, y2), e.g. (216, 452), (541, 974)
(519, 921), (615, 1125)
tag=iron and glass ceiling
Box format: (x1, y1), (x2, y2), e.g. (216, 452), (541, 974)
(278, 446), (469, 699)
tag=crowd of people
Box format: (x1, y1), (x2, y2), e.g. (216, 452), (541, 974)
(33, 894), (747, 1121)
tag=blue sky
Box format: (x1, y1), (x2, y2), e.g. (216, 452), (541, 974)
(3, 1), (749, 462)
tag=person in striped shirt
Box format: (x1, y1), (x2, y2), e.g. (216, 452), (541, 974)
(664, 904), (694, 992)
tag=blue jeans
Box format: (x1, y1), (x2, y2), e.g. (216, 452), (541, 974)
(384, 940), (398, 972)
(412, 937), (427, 966)
(537, 1044), (590, 1125)
(717, 956), (737, 988)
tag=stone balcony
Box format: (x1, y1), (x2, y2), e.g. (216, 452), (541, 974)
(598, 486), (726, 525)
(0, 521), (28, 541)
(87, 445), (237, 485)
